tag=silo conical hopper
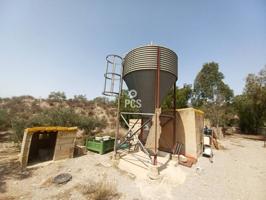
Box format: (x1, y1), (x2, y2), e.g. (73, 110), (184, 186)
(123, 45), (178, 113)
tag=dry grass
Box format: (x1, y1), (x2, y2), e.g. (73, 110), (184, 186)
(78, 178), (120, 200)
(50, 178), (120, 200)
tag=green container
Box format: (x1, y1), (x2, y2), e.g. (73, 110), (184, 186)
(86, 138), (115, 155)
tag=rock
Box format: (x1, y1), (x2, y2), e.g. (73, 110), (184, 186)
(53, 173), (72, 184)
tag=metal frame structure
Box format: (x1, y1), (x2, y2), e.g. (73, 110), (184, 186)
(118, 112), (152, 160)
(103, 48), (177, 166)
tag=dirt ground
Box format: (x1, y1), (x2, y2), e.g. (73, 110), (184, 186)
(0, 132), (266, 200)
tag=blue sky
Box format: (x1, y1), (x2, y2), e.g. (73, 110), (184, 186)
(0, 0), (265, 99)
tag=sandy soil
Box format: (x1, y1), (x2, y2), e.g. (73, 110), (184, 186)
(0, 133), (265, 200)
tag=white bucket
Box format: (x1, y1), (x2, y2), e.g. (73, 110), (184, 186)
(95, 136), (102, 141)
(102, 136), (111, 141)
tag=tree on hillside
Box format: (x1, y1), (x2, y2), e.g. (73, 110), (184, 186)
(192, 62), (234, 129)
(193, 62), (233, 106)
(93, 96), (110, 104)
(48, 91), (66, 101)
(234, 66), (266, 133)
(73, 94), (87, 102)
(161, 84), (192, 109)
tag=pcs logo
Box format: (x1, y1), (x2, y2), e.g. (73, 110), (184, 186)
(125, 89), (142, 109)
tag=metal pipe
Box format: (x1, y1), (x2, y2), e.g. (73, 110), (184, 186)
(118, 119), (152, 147)
(153, 46), (161, 165)
(110, 56), (116, 93)
(120, 115), (140, 136)
(156, 47), (161, 108)
(137, 140), (152, 161)
(120, 112), (155, 116)
(114, 61), (124, 156)
(120, 114), (130, 128)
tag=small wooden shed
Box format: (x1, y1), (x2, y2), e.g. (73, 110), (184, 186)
(20, 126), (77, 168)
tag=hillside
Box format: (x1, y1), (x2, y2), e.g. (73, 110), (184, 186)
(0, 95), (118, 142)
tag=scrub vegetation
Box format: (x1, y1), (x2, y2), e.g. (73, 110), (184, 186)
(0, 64), (265, 142)
(0, 94), (113, 143)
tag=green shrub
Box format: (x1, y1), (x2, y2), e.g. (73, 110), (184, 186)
(73, 94), (87, 102)
(11, 117), (27, 142)
(11, 107), (107, 142)
(48, 91), (66, 101)
(0, 109), (10, 131)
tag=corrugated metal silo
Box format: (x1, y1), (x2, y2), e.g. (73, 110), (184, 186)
(123, 45), (178, 113)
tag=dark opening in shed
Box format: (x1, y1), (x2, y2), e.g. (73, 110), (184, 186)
(28, 131), (57, 165)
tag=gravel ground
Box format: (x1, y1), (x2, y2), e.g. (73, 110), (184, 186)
(172, 134), (266, 200)
(0, 134), (265, 200)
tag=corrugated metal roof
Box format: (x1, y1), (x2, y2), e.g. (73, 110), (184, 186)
(25, 126), (78, 134)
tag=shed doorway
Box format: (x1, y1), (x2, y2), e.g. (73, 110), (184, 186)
(28, 131), (57, 165)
